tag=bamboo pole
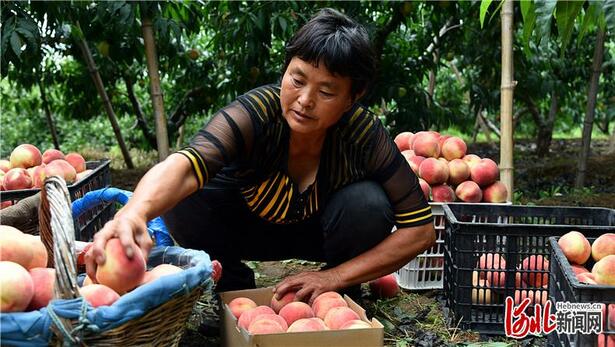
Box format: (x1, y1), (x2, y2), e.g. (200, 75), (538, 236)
(499, 0), (515, 202)
(141, 8), (170, 161)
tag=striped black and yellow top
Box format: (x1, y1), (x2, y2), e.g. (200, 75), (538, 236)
(178, 84), (432, 228)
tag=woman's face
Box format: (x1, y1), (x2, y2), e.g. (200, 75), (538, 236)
(280, 57), (355, 136)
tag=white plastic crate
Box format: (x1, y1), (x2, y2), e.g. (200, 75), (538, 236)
(395, 202), (511, 290)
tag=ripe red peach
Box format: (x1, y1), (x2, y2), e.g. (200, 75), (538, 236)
(0, 159), (11, 172)
(247, 318), (285, 334)
(0, 225), (34, 269)
(238, 305), (276, 330)
(42, 149), (64, 165)
(462, 154), (482, 169)
(558, 231), (591, 265)
(441, 137), (467, 160)
(141, 264), (183, 285)
(252, 313), (288, 331)
(0, 261), (34, 312)
(419, 158), (449, 185)
(29, 165), (46, 189)
(394, 132), (414, 151)
(408, 155), (426, 175)
(228, 297), (258, 319)
(597, 333), (615, 347)
(45, 159), (77, 184)
(95, 238), (146, 294)
(271, 290), (297, 313)
(65, 153), (86, 173)
(438, 135), (452, 150)
(592, 255), (615, 286)
(10, 144), (42, 169)
(79, 284), (120, 307)
(472, 279), (493, 304)
(287, 318), (328, 332)
(324, 306), (361, 330)
(368, 274), (400, 298)
(25, 234), (48, 269)
(401, 150), (415, 163)
(470, 158), (499, 187)
(577, 272), (597, 284)
(311, 291), (343, 309)
(431, 184), (456, 202)
(571, 264), (590, 276)
(279, 301), (315, 326)
(519, 255), (549, 287)
(27, 268), (55, 310)
(477, 253), (506, 287)
(455, 181), (483, 203)
(447, 159), (470, 185)
(3, 168), (32, 190)
(419, 178), (431, 201)
(340, 319), (372, 330)
(482, 181), (508, 203)
(313, 297), (348, 320)
(592, 233), (615, 262)
(412, 133), (441, 158)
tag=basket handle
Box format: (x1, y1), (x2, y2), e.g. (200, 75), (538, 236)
(39, 176), (84, 345)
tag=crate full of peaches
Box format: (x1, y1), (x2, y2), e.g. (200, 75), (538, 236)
(394, 131), (507, 203)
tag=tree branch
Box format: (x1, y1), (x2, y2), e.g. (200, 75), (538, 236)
(372, 7), (405, 59)
(168, 86), (204, 127)
(123, 75), (157, 149)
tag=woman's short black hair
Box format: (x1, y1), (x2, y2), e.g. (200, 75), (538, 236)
(284, 8), (377, 99)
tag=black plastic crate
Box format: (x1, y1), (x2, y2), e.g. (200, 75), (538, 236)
(442, 204), (615, 335)
(548, 236), (615, 347)
(1, 159), (113, 241)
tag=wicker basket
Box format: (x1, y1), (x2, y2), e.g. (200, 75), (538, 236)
(36, 176), (206, 346)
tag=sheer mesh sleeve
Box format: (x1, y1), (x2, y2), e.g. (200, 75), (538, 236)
(177, 101), (256, 189)
(366, 122), (432, 228)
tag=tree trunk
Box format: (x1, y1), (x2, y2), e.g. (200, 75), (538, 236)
(536, 94), (558, 157)
(123, 75), (157, 149)
(608, 128), (615, 154)
(141, 8), (170, 162)
(575, 29), (605, 188)
(75, 29), (134, 169)
(176, 125), (185, 149)
(38, 79), (61, 150)
(499, 0), (515, 202)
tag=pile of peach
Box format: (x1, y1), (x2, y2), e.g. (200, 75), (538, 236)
(0, 225), (183, 312)
(394, 131), (507, 203)
(228, 291), (375, 335)
(1, 144), (93, 209)
(558, 231), (615, 286)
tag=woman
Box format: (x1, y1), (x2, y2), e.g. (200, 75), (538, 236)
(86, 8), (435, 304)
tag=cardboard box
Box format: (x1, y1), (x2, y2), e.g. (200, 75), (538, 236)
(220, 287), (384, 347)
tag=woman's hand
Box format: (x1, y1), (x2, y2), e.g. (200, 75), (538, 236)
(272, 268), (344, 305)
(85, 211), (152, 282)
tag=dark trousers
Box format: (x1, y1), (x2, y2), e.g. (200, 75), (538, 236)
(162, 181), (394, 292)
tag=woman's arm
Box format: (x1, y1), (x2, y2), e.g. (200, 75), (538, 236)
(85, 153), (198, 280)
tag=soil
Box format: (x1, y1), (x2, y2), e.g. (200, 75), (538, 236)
(107, 139), (613, 346)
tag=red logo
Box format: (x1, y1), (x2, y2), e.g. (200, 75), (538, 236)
(504, 297), (557, 338)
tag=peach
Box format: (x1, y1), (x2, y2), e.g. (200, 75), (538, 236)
(324, 306), (360, 330)
(96, 238), (146, 294)
(238, 305), (275, 330)
(477, 253), (506, 287)
(29, 165), (46, 189)
(455, 181), (483, 203)
(75, 169), (93, 182)
(82, 275), (95, 287)
(515, 272), (528, 288)
(252, 313), (288, 331)
(470, 158), (499, 187)
(228, 297), (258, 319)
(45, 159), (77, 184)
(577, 272), (597, 284)
(558, 231), (591, 265)
(431, 184), (456, 202)
(514, 289), (547, 306)
(597, 333), (615, 347)
(462, 154), (482, 169)
(401, 150), (415, 163)
(412, 133), (441, 158)
(247, 318), (285, 334)
(65, 152), (86, 173)
(519, 255), (549, 287)
(3, 168), (33, 190)
(592, 233), (615, 262)
(0, 225), (34, 269)
(287, 318), (328, 332)
(0, 261), (34, 312)
(482, 181), (508, 203)
(0, 201), (12, 210)
(10, 144), (42, 169)
(448, 159), (470, 185)
(141, 264), (183, 285)
(441, 137), (467, 160)
(592, 255), (615, 286)
(368, 274), (400, 298)
(438, 135), (452, 150)
(419, 158), (449, 185)
(313, 297), (348, 320)
(408, 155), (425, 175)
(79, 284), (120, 307)
(25, 234), (48, 269)
(472, 279), (493, 304)
(27, 268), (55, 310)
(271, 290), (297, 313)
(419, 178), (431, 201)
(340, 319), (372, 330)
(571, 264), (590, 276)
(394, 132), (413, 151)
(279, 301), (315, 326)
(41, 149), (64, 164)
(311, 291), (343, 309)
(0, 159), (11, 172)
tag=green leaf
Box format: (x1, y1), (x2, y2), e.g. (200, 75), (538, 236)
(605, 0), (615, 31)
(520, 0), (531, 21)
(534, 0), (557, 45)
(10, 32), (23, 58)
(579, 1), (603, 43)
(521, 1), (537, 56)
(480, 0), (494, 28)
(555, 1), (584, 54)
(278, 16), (287, 34)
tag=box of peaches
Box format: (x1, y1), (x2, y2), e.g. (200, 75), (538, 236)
(220, 287), (384, 347)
